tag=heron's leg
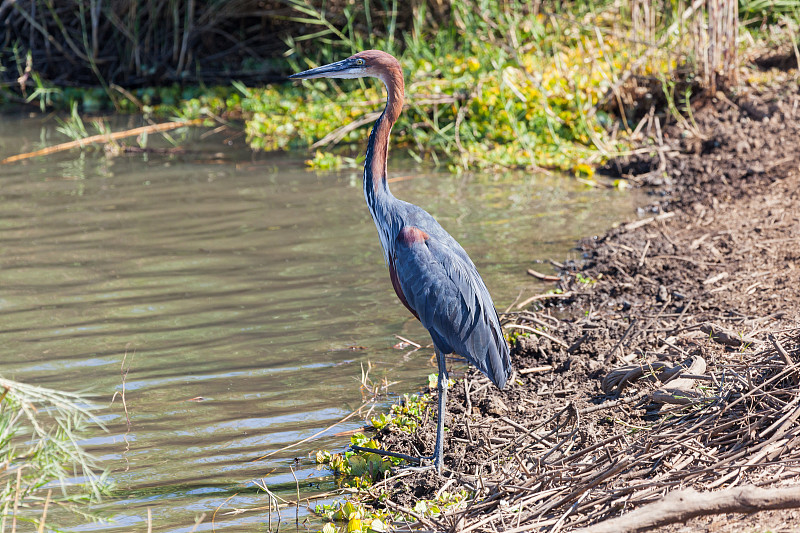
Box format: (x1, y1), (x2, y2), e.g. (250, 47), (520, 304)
(350, 349), (448, 473)
(432, 347), (449, 474)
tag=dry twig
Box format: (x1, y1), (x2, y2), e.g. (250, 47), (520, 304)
(575, 484), (800, 533)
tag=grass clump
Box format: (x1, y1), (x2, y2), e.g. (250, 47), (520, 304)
(0, 377), (108, 531)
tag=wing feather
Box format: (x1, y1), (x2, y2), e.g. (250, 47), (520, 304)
(392, 226), (511, 389)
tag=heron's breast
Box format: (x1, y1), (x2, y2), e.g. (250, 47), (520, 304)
(388, 258), (419, 320)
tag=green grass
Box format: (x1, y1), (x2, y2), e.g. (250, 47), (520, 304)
(0, 377), (109, 531)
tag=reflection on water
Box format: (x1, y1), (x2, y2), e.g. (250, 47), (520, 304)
(0, 115), (641, 531)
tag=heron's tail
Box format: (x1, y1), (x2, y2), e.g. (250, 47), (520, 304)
(455, 308), (511, 390)
(429, 304), (512, 390)
(485, 315), (512, 389)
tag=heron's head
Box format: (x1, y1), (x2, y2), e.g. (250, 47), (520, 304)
(288, 50), (400, 82)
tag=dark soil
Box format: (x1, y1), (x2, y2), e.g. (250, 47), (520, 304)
(366, 85), (800, 531)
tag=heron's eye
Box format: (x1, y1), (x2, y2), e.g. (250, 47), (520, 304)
(355, 59), (365, 66)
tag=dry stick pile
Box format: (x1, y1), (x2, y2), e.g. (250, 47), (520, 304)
(370, 89), (800, 531)
(370, 201), (800, 530)
(383, 327), (800, 533)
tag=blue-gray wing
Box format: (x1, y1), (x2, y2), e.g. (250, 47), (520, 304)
(391, 226), (511, 389)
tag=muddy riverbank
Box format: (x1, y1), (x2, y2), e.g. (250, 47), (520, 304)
(360, 86), (800, 531)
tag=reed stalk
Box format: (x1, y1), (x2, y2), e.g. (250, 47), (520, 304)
(0, 377), (108, 531)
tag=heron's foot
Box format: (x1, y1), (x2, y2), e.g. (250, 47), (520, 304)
(349, 445), (421, 464)
(394, 455), (443, 474)
(349, 445), (444, 473)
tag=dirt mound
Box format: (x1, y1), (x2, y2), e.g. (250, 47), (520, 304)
(601, 88), (800, 210)
(368, 86), (800, 532)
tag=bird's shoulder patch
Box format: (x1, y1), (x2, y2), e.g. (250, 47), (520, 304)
(398, 226), (429, 245)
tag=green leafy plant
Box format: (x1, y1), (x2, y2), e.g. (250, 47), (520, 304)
(371, 393), (430, 433)
(316, 499), (392, 533)
(315, 433), (394, 489)
(307, 150), (364, 170)
(507, 330), (532, 346)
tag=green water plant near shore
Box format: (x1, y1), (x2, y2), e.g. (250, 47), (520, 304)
(315, 393), (431, 489)
(182, 1), (627, 174)
(315, 433), (394, 489)
(178, 0), (759, 174)
(312, 389), (473, 533)
(316, 485), (470, 533)
(8, 1), (795, 178)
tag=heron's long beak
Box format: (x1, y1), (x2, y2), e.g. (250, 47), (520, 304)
(289, 58), (363, 80)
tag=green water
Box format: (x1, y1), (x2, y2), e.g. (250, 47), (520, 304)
(0, 114), (641, 531)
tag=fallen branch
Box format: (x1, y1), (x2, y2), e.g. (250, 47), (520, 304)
(699, 323), (760, 348)
(518, 365), (554, 375)
(1, 119), (204, 164)
(575, 484), (800, 533)
(516, 291), (573, 309)
(527, 269), (561, 282)
(310, 111), (381, 149)
(650, 355), (708, 405)
(624, 211), (675, 231)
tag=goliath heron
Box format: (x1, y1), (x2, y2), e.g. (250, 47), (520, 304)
(289, 50), (511, 473)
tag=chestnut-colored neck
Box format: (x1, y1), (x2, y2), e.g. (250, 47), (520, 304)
(363, 61), (404, 263)
(365, 66), (404, 197)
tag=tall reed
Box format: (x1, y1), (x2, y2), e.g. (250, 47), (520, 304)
(0, 377), (108, 531)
